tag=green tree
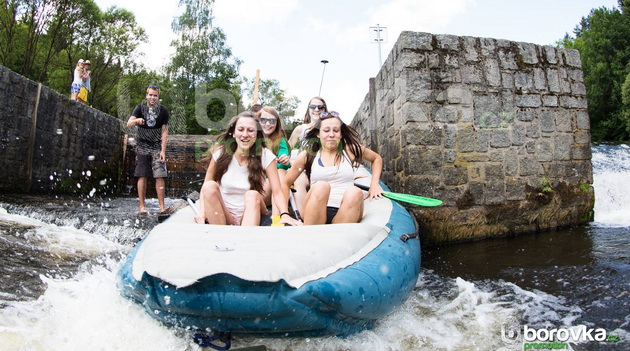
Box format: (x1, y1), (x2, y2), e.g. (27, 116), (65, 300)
(0, 0), (99, 80)
(0, 0), (148, 116)
(561, 1), (630, 141)
(166, 0), (242, 134)
(242, 77), (300, 127)
(83, 6), (147, 113)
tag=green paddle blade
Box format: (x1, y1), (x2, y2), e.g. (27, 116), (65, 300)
(354, 183), (442, 207)
(382, 191), (442, 207)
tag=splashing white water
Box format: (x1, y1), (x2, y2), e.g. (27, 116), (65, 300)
(591, 145), (630, 227)
(3, 145), (629, 350)
(0, 207), (580, 351)
(0, 264), (190, 351)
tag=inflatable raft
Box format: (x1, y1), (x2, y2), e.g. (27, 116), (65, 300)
(117, 179), (421, 337)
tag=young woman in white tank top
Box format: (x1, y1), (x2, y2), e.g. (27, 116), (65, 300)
(283, 111), (384, 225)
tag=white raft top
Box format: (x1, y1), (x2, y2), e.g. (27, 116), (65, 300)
(132, 176), (394, 289)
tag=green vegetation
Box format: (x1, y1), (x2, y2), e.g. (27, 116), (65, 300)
(579, 179), (591, 193)
(0, 0), (299, 134)
(241, 77), (301, 129)
(560, 0), (630, 142)
(540, 177), (553, 193)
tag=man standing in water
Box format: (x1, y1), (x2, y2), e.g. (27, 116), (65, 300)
(127, 85), (169, 213)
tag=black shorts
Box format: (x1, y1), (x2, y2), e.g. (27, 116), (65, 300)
(134, 150), (167, 178)
(326, 206), (339, 224)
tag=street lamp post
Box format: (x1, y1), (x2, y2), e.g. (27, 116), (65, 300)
(370, 24), (387, 68)
(319, 60), (328, 96)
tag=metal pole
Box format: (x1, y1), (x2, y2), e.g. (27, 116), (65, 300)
(370, 24), (387, 68)
(318, 60), (328, 96)
(253, 69), (260, 104)
(376, 24), (382, 67)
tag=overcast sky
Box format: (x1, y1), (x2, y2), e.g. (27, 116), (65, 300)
(94, 0), (620, 122)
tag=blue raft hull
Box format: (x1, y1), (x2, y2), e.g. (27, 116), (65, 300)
(117, 197), (420, 337)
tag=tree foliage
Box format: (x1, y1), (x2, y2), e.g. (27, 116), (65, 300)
(1, 0), (298, 136)
(0, 0), (148, 116)
(242, 77), (300, 127)
(561, 0), (630, 141)
(165, 0), (242, 134)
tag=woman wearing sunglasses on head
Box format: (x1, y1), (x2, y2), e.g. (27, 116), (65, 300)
(257, 106), (291, 216)
(286, 97), (328, 213)
(282, 111), (384, 225)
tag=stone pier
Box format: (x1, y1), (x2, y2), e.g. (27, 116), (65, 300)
(351, 32), (594, 245)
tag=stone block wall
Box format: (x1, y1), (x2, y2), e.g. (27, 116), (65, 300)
(352, 32), (595, 245)
(0, 65), (123, 194)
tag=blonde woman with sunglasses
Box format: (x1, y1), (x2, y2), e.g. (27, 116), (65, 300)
(283, 111), (384, 225)
(258, 106), (291, 216)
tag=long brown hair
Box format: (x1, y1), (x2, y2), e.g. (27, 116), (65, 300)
(303, 112), (363, 180)
(303, 96), (328, 124)
(212, 111), (267, 193)
(259, 106), (288, 155)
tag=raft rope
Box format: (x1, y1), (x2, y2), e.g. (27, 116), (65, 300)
(193, 331), (232, 350)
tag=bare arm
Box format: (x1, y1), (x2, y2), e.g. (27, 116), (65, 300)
(266, 160), (302, 226)
(360, 146), (384, 200)
(126, 115), (143, 127)
(282, 151), (307, 197)
(160, 124), (168, 162)
(287, 124), (304, 149)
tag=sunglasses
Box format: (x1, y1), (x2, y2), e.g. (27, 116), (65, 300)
(260, 117), (277, 125)
(309, 104), (326, 110)
(148, 85), (160, 90)
(320, 111), (340, 119)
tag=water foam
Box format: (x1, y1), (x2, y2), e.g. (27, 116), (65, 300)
(0, 263), (190, 351)
(591, 145), (630, 227)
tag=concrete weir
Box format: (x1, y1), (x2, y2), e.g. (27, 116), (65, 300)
(351, 32), (594, 244)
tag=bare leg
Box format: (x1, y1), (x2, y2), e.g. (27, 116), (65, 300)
(263, 178), (272, 208)
(199, 180), (231, 225)
(332, 186), (364, 224)
(137, 177), (147, 212)
(293, 172), (309, 214)
(270, 169), (287, 216)
(241, 190), (265, 226)
(301, 181), (330, 225)
(155, 177), (166, 212)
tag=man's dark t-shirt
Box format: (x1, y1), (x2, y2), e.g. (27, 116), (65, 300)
(132, 102), (169, 153)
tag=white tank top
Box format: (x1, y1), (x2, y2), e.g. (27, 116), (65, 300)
(72, 68), (83, 85)
(309, 151), (356, 208)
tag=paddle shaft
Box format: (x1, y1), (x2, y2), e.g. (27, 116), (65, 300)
(187, 198), (199, 216)
(354, 182), (380, 193)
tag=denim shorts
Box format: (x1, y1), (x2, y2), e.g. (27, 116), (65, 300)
(70, 83), (82, 94)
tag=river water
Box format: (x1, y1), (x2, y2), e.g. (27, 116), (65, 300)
(0, 145), (628, 351)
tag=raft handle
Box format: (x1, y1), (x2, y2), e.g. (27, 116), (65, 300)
(400, 214), (420, 242)
(193, 331), (232, 350)
(399, 232), (418, 242)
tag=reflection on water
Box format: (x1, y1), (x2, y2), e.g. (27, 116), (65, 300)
(423, 227), (596, 289)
